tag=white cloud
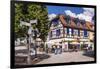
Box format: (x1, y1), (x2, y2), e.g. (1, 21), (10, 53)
(77, 8), (94, 22)
(48, 8), (94, 23)
(65, 10), (77, 18)
(48, 13), (57, 21)
(83, 8), (94, 17)
(77, 13), (92, 22)
(64, 8), (94, 22)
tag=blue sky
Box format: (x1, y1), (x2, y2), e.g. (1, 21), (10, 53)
(46, 5), (95, 23)
(46, 5), (84, 15)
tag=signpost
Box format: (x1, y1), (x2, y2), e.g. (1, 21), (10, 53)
(20, 19), (38, 64)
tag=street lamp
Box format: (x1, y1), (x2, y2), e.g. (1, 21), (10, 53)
(20, 19), (38, 64)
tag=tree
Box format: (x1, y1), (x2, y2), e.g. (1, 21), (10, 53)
(27, 4), (49, 42)
(15, 3), (49, 42)
(15, 3), (28, 39)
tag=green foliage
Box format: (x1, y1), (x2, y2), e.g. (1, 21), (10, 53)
(15, 3), (49, 41)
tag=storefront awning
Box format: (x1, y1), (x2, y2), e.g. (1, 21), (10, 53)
(70, 41), (80, 44)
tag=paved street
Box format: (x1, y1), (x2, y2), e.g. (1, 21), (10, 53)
(35, 51), (94, 64)
(15, 46), (94, 65)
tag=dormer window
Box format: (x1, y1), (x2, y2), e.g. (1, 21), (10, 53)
(77, 23), (80, 27)
(73, 18), (80, 26)
(80, 20), (86, 25)
(65, 15), (71, 24)
(80, 20), (86, 29)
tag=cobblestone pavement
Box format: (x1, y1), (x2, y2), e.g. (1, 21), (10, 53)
(35, 51), (94, 64)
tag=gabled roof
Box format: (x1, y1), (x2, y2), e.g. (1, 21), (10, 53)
(86, 21), (94, 31)
(53, 15), (94, 31)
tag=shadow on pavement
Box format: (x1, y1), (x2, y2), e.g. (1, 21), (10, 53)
(31, 54), (50, 64)
(15, 54), (50, 65)
(31, 54), (50, 59)
(83, 50), (95, 58)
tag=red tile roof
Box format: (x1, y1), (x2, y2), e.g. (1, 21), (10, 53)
(58, 15), (94, 31)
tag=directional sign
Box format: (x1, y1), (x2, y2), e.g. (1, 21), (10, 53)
(20, 21), (31, 27)
(28, 27), (33, 35)
(35, 28), (39, 33)
(30, 19), (37, 24)
(19, 19), (38, 64)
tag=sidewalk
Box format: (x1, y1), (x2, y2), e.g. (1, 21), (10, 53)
(35, 51), (94, 64)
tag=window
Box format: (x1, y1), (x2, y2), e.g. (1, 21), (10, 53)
(66, 28), (74, 37)
(73, 18), (79, 25)
(80, 30), (84, 38)
(71, 29), (74, 36)
(77, 23), (80, 27)
(83, 24), (86, 28)
(50, 30), (56, 38)
(69, 28), (72, 34)
(56, 29), (60, 36)
(67, 28), (69, 35)
(69, 28), (72, 37)
(74, 29), (78, 35)
(78, 30), (80, 36)
(80, 20), (86, 25)
(84, 30), (88, 37)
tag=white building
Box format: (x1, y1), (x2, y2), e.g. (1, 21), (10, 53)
(47, 15), (94, 51)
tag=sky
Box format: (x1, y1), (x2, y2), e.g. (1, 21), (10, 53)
(47, 5), (84, 15)
(46, 5), (95, 23)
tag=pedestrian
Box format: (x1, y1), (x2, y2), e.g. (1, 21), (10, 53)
(89, 46), (92, 51)
(45, 44), (48, 54)
(51, 46), (54, 53)
(34, 43), (37, 58)
(90, 46), (92, 50)
(59, 45), (62, 54)
(54, 45), (58, 55)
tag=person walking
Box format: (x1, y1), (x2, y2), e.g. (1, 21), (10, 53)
(45, 44), (48, 54)
(59, 45), (62, 54)
(54, 45), (58, 55)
